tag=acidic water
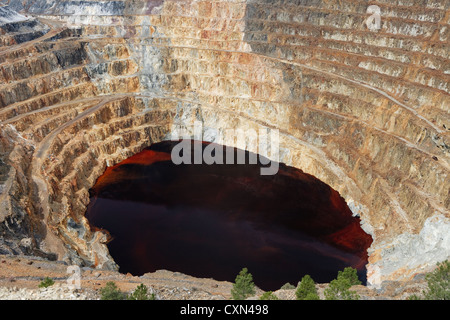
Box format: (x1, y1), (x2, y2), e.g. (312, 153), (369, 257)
(85, 141), (372, 291)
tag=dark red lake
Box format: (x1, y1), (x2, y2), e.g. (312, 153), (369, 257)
(85, 140), (372, 291)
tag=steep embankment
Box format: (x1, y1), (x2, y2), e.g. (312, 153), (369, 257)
(0, 0), (448, 287)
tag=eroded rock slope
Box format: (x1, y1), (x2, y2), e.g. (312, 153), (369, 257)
(0, 0), (448, 286)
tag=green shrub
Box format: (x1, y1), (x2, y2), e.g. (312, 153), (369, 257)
(305, 292), (320, 300)
(325, 278), (359, 300)
(38, 277), (55, 288)
(259, 291), (279, 300)
(423, 260), (449, 300)
(337, 267), (361, 286)
(324, 267), (360, 300)
(409, 260), (449, 300)
(231, 268), (256, 300)
(128, 284), (156, 300)
(100, 281), (127, 300)
(280, 283), (295, 290)
(296, 275), (319, 300)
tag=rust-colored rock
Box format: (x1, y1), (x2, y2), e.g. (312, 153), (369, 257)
(0, 0), (448, 287)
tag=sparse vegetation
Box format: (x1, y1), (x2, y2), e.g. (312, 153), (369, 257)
(296, 275), (319, 300)
(408, 260), (449, 300)
(38, 277), (55, 288)
(128, 283), (156, 300)
(100, 281), (127, 300)
(337, 267), (362, 286)
(280, 283), (295, 290)
(231, 267), (256, 300)
(259, 291), (279, 300)
(324, 267), (361, 300)
(304, 292), (320, 300)
(325, 278), (359, 300)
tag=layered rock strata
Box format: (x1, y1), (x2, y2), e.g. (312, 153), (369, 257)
(0, 0), (448, 286)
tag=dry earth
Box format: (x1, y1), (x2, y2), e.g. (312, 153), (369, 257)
(0, 254), (429, 300)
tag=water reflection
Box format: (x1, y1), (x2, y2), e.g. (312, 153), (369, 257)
(85, 141), (372, 291)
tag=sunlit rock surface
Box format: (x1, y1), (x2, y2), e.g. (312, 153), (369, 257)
(0, 0), (448, 285)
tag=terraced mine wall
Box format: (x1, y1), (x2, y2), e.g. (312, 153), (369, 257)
(0, 0), (448, 287)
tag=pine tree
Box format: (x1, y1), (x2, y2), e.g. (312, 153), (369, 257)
(38, 277), (55, 288)
(324, 278), (359, 300)
(128, 284), (156, 300)
(231, 268), (256, 300)
(423, 260), (449, 300)
(100, 281), (127, 300)
(259, 291), (279, 300)
(324, 267), (360, 300)
(410, 260), (449, 300)
(337, 267), (361, 286)
(296, 274), (319, 300)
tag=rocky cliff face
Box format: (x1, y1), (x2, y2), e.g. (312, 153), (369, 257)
(0, 0), (448, 287)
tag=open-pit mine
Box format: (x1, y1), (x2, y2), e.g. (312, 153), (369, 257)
(0, 0), (449, 299)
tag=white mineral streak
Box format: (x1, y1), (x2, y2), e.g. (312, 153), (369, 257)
(368, 214), (450, 287)
(0, 6), (28, 24)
